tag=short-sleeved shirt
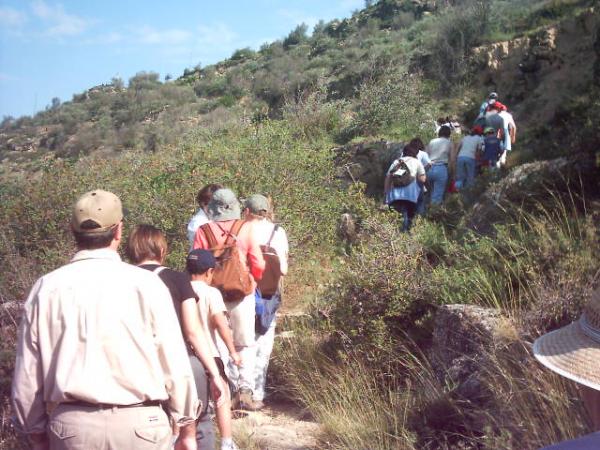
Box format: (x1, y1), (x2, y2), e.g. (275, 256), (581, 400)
(386, 157), (425, 204)
(249, 219), (289, 275)
(139, 264), (198, 328)
(190, 280), (227, 357)
(485, 112), (505, 133)
(458, 135), (484, 159)
(426, 137), (452, 164)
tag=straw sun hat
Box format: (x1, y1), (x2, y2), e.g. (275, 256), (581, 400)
(534, 289), (600, 390)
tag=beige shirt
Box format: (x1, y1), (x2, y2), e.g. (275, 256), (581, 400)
(190, 280), (227, 357)
(11, 248), (200, 435)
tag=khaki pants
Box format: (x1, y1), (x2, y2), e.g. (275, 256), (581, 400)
(48, 403), (171, 450)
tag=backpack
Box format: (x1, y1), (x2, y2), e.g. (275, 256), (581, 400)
(257, 224), (282, 299)
(199, 220), (254, 303)
(391, 158), (415, 187)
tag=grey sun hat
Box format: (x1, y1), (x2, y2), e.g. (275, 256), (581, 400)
(207, 188), (241, 221)
(245, 194), (270, 214)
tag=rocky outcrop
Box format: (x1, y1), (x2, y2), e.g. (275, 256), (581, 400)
(333, 140), (404, 196)
(466, 156), (599, 234)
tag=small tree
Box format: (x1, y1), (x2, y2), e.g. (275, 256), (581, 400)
(283, 23), (309, 49)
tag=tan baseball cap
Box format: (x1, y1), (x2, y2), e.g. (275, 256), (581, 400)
(71, 189), (123, 234)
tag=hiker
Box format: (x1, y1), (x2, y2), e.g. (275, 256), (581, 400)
(11, 190), (199, 450)
(384, 143), (427, 231)
(405, 138), (431, 215)
(425, 125), (453, 205)
(192, 188), (265, 411)
(187, 183), (224, 248)
(481, 126), (505, 169)
(242, 194), (289, 409)
(454, 125), (484, 189)
(186, 249), (241, 450)
(476, 92), (498, 123)
(126, 224), (226, 450)
(534, 289), (600, 449)
(498, 107), (517, 167)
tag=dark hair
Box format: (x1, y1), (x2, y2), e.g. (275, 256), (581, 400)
(408, 138), (424, 151)
(402, 144), (419, 158)
(196, 183), (224, 207)
(73, 221), (118, 250)
(438, 126), (451, 138)
(126, 224), (167, 264)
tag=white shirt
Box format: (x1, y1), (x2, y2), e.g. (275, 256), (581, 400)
(250, 219), (289, 275)
(458, 135), (484, 159)
(187, 209), (209, 247)
(190, 280), (227, 357)
(12, 249), (199, 435)
(388, 157), (425, 178)
(426, 137), (452, 164)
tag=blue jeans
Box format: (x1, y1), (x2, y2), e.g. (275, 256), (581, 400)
(428, 164), (448, 205)
(455, 156), (476, 190)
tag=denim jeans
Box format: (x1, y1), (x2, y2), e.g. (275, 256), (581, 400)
(455, 156), (476, 190)
(428, 164), (448, 205)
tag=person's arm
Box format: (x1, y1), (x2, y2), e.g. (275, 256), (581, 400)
(211, 312), (241, 366)
(383, 173), (392, 203)
(246, 232), (266, 281)
(11, 279), (48, 446)
(180, 298), (225, 403)
(192, 226), (208, 250)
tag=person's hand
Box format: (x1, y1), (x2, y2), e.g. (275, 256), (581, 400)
(174, 424), (197, 450)
(210, 375), (226, 408)
(230, 351), (242, 367)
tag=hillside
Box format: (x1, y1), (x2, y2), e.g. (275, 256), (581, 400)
(1, 0), (600, 449)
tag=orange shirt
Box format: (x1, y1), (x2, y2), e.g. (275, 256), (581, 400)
(192, 220), (265, 286)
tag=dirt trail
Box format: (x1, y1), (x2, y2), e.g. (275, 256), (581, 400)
(232, 400), (321, 450)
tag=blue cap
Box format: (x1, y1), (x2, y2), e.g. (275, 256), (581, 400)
(186, 249), (216, 274)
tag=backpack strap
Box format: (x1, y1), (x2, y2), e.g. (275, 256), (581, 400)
(214, 220), (245, 246)
(152, 266), (166, 275)
(200, 223), (219, 249)
(267, 224), (280, 247)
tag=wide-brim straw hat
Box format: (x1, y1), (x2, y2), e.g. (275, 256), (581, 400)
(533, 289), (600, 390)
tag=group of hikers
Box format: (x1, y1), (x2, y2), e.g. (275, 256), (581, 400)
(384, 91), (517, 231)
(11, 185), (288, 450)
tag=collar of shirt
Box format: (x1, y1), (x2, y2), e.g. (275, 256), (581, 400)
(71, 248), (121, 263)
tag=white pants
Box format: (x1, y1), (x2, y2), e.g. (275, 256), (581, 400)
(253, 319), (276, 401)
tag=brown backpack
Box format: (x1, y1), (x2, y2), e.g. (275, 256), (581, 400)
(257, 225), (283, 299)
(200, 220), (254, 303)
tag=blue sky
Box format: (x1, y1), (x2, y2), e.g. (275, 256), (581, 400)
(0, 0), (364, 119)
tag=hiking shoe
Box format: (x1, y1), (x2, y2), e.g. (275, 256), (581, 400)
(238, 388), (262, 411)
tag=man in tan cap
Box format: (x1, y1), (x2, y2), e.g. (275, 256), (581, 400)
(12, 189), (199, 450)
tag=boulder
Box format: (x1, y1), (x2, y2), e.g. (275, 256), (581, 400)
(333, 140), (404, 196)
(466, 156), (599, 234)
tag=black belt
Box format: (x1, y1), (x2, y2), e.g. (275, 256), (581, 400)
(66, 400), (162, 409)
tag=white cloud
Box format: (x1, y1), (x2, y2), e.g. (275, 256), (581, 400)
(136, 25), (192, 45)
(83, 31), (123, 45)
(31, 0), (89, 37)
(0, 6), (27, 27)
